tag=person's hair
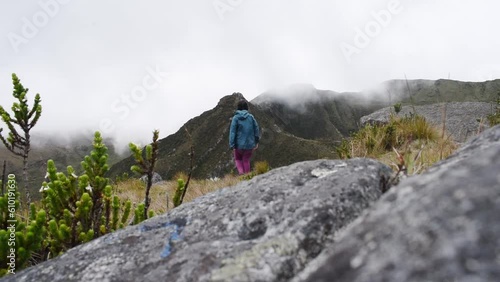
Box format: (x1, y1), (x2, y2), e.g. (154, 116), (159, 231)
(237, 100), (248, 111)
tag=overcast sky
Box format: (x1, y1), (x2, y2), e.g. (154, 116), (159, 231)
(1, 0), (499, 152)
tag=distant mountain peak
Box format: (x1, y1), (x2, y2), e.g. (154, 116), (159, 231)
(217, 92), (247, 108)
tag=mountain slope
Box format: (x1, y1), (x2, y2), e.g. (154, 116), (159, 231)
(108, 93), (338, 180)
(252, 84), (387, 139)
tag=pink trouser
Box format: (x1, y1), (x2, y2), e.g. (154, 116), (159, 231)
(234, 149), (253, 174)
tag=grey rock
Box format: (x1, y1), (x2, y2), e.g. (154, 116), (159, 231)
(140, 172), (163, 184)
(360, 102), (493, 142)
(7, 159), (392, 282)
(294, 125), (500, 282)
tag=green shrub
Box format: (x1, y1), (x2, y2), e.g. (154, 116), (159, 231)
(40, 132), (132, 256)
(172, 179), (185, 208)
(0, 184), (46, 276)
(133, 203), (145, 225)
(393, 103), (402, 114)
(129, 130), (160, 220)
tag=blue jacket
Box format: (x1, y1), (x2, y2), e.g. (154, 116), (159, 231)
(229, 110), (260, 150)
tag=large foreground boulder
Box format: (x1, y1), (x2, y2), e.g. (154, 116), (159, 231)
(7, 159), (392, 282)
(295, 125), (500, 282)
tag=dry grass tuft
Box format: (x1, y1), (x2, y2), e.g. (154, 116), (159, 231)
(254, 161), (270, 175)
(114, 174), (241, 215)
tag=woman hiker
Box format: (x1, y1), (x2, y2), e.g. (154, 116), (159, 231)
(229, 99), (260, 175)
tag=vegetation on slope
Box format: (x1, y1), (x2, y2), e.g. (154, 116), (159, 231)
(112, 174), (241, 215)
(112, 160), (269, 215)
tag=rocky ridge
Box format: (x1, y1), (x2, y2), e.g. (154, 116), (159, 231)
(360, 102), (494, 142)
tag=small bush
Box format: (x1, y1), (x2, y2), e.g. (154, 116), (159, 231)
(335, 139), (351, 159)
(393, 103), (402, 114)
(488, 113), (500, 126)
(487, 94), (500, 126)
(238, 160), (271, 181)
(254, 161), (270, 175)
(239, 172), (256, 181)
(172, 179), (185, 208)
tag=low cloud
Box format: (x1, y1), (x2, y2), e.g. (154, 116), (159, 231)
(0, 0), (498, 151)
